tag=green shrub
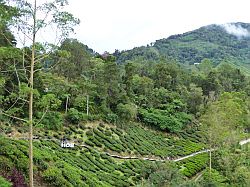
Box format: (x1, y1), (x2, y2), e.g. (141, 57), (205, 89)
(43, 166), (71, 187)
(99, 123), (105, 128)
(85, 140), (95, 147)
(86, 130), (93, 136)
(138, 108), (191, 133)
(116, 103), (137, 121)
(104, 113), (118, 124)
(38, 111), (63, 130)
(0, 176), (12, 187)
(67, 108), (83, 124)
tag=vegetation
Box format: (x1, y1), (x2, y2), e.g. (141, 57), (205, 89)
(114, 23), (250, 71)
(0, 136), (188, 186)
(0, 1), (249, 185)
(83, 123), (205, 157)
(0, 176), (12, 187)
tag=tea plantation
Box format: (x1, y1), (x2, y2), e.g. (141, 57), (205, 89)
(0, 122), (209, 186)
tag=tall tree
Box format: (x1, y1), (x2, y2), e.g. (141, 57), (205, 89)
(1, 1), (79, 186)
(200, 92), (247, 175)
(0, 0), (17, 46)
(55, 38), (93, 79)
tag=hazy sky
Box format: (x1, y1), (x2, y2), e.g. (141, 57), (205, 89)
(65, 0), (250, 53)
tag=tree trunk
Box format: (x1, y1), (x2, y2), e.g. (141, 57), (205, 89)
(29, 1), (36, 186)
(86, 95), (89, 116)
(65, 95), (69, 114)
(209, 149), (212, 173)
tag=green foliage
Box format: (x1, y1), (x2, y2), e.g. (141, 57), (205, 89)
(67, 108), (83, 124)
(139, 108), (191, 132)
(178, 153), (209, 177)
(37, 94), (62, 110)
(38, 111), (63, 130)
(116, 103), (137, 121)
(43, 166), (71, 187)
(146, 164), (184, 187)
(200, 92), (248, 147)
(104, 113), (118, 124)
(201, 168), (228, 186)
(115, 23), (250, 70)
(85, 124), (204, 158)
(55, 38), (94, 79)
(0, 176), (12, 187)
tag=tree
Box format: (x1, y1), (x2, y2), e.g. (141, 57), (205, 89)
(103, 60), (123, 110)
(198, 58), (213, 75)
(200, 92), (248, 176)
(116, 103), (137, 121)
(153, 62), (179, 90)
(1, 1), (79, 186)
(217, 62), (246, 92)
(185, 83), (204, 115)
(0, 1), (17, 46)
(124, 61), (137, 98)
(54, 38), (94, 79)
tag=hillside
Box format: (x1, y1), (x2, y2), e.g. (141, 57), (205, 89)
(0, 1), (250, 185)
(0, 122), (209, 187)
(114, 22), (250, 67)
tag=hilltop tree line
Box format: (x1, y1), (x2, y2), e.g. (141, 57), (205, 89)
(1, 30), (250, 133)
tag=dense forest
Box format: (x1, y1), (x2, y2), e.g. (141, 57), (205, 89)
(0, 0), (249, 187)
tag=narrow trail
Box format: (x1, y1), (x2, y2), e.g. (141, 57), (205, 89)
(7, 136), (250, 163)
(105, 148), (212, 162)
(239, 138), (250, 145)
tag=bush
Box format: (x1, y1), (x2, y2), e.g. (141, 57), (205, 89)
(116, 103), (137, 121)
(7, 168), (27, 187)
(104, 113), (118, 124)
(67, 108), (83, 124)
(42, 166), (71, 187)
(0, 176), (12, 187)
(38, 111), (63, 130)
(138, 108), (191, 133)
(86, 130), (93, 136)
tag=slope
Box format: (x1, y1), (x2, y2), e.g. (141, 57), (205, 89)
(0, 121), (209, 186)
(115, 22), (250, 67)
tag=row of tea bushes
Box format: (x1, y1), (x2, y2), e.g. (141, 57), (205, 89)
(84, 124), (205, 158)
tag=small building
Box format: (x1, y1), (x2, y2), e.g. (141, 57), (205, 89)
(61, 140), (74, 148)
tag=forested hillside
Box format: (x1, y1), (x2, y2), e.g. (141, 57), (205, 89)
(114, 22), (250, 73)
(0, 1), (249, 186)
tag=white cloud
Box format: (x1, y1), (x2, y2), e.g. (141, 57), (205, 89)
(220, 23), (250, 38)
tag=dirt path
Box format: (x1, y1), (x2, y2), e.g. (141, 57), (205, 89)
(239, 138), (250, 145)
(79, 143), (214, 162)
(8, 136), (250, 162)
(79, 138), (249, 162)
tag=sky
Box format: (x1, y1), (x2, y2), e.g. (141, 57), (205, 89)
(23, 0), (250, 53)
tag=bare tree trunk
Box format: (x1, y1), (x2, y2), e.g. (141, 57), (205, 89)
(65, 95), (69, 114)
(86, 95), (89, 116)
(209, 149), (212, 172)
(29, 1), (36, 186)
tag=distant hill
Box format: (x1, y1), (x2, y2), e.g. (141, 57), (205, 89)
(114, 22), (250, 67)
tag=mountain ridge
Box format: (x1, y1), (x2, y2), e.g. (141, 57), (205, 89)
(114, 22), (250, 68)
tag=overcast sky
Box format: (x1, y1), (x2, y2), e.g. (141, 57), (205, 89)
(64, 0), (250, 53)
